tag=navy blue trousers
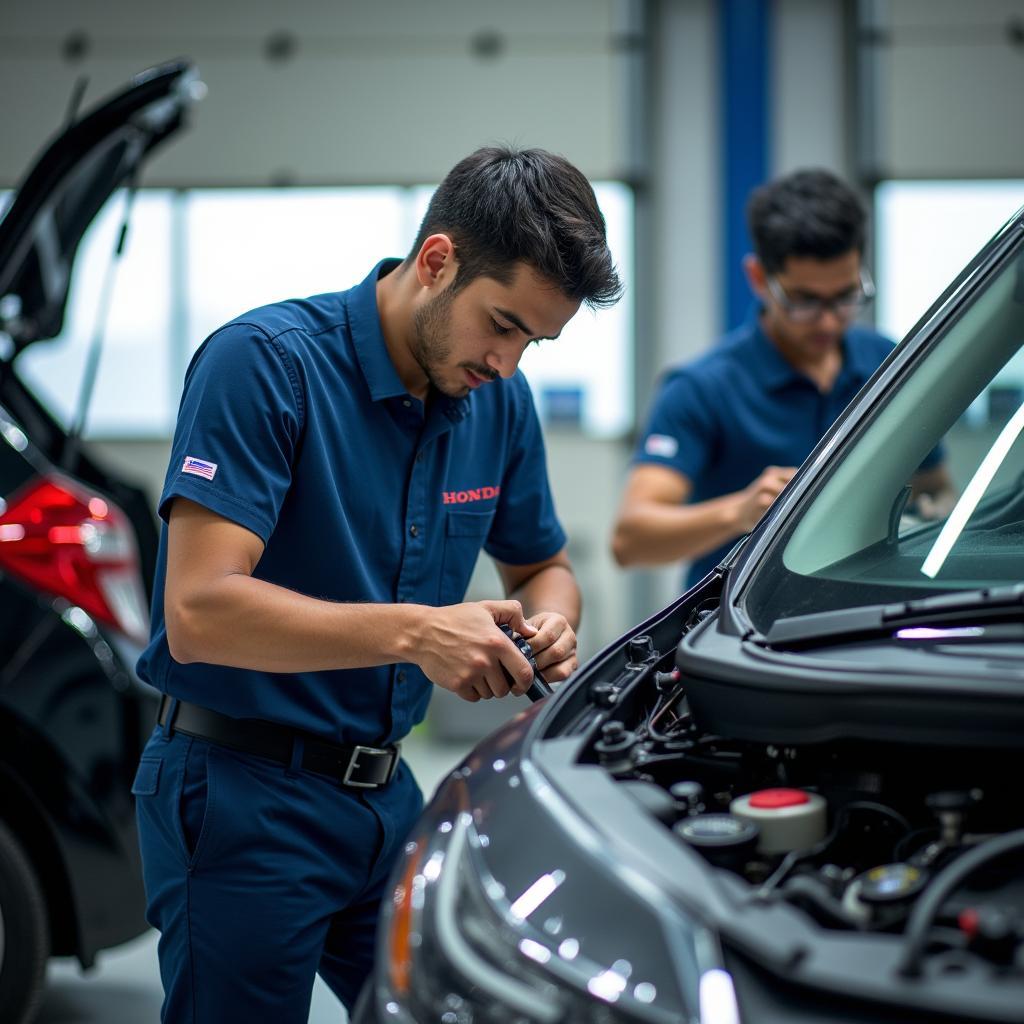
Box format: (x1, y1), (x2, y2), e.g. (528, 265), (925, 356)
(133, 725), (423, 1022)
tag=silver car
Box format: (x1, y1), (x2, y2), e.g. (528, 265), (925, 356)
(357, 209), (1024, 1023)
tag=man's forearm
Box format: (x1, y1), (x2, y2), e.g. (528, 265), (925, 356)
(612, 494), (745, 567)
(167, 573), (428, 673)
(507, 563), (581, 629)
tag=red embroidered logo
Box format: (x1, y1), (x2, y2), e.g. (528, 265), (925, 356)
(442, 486), (501, 505)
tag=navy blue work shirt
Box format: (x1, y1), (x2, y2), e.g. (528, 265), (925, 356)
(635, 314), (943, 588)
(138, 260), (567, 745)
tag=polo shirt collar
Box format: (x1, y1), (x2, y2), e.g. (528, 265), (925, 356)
(347, 260), (472, 423)
(347, 259), (409, 402)
(743, 312), (803, 392)
(742, 308), (872, 393)
(443, 397), (471, 422)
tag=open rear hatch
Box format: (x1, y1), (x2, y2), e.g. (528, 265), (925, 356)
(0, 60), (203, 597)
(0, 58), (203, 350)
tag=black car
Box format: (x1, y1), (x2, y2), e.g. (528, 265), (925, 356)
(358, 210), (1024, 1022)
(0, 61), (201, 1023)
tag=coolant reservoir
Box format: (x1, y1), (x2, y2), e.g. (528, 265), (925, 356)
(730, 788), (827, 855)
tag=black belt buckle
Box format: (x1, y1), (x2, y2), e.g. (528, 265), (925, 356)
(343, 744), (399, 788)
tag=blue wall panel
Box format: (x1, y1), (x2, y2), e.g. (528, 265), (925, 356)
(720, 0), (771, 331)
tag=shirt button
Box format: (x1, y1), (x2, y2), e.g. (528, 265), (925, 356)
(397, 670), (406, 683)
(409, 524), (419, 537)
(416, 450), (424, 462)
(403, 399), (412, 408)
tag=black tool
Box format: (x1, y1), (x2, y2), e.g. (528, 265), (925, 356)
(498, 624), (554, 702)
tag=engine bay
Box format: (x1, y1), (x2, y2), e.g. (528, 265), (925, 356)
(576, 609), (1024, 983)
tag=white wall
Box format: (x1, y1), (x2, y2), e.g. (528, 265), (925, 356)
(858, 0), (1024, 179)
(1, 0), (626, 186)
(773, 0), (850, 178)
(646, 0), (718, 375)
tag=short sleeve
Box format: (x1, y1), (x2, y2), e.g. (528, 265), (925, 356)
(158, 323), (304, 542)
(632, 369), (717, 484)
(484, 378), (567, 566)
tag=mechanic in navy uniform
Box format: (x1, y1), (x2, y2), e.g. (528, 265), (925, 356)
(612, 168), (953, 587)
(132, 146), (621, 1022)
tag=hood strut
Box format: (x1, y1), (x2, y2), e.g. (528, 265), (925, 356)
(63, 163), (139, 468)
(64, 76), (89, 130)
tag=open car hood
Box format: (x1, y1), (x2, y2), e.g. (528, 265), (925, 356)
(0, 59), (203, 354)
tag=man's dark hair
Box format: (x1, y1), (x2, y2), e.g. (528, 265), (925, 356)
(408, 146), (622, 309)
(747, 169), (866, 274)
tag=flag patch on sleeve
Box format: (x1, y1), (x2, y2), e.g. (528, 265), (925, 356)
(644, 434), (679, 459)
(182, 456), (218, 481)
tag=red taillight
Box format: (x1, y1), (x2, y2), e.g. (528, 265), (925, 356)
(0, 474), (149, 643)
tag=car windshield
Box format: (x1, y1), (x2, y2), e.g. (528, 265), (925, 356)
(744, 226), (1024, 633)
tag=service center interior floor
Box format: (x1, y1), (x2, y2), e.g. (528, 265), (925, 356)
(39, 734), (474, 1024)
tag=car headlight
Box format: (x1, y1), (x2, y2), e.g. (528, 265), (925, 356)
(381, 806), (569, 1023)
(369, 778), (740, 1024)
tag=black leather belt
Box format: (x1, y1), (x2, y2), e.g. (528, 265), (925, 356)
(157, 697), (399, 789)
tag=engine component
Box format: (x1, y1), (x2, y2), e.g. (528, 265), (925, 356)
(784, 874), (865, 929)
(855, 863), (929, 906)
(594, 722), (636, 775)
(958, 905), (1022, 965)
(899, 827), (1024, 976)
(674, 814), (759, 871)
(669, 781), (705, 818)
(926, 789), (980, 847)
(627, 634), (655, 666)
(730, 788), (827, 855)
(589, 681), (617, 708)
(654, 668), (680, 695)
(842, 862), (930, 927)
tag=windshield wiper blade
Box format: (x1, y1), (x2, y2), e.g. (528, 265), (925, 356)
(762, 584), (1024, 649)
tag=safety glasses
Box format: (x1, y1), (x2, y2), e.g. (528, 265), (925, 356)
(765, 268), (876, 324)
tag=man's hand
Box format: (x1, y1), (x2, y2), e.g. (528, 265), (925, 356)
(524, 611), (577, 683)
(910, 464), (957, 521)
(913, 491), (955, 521)
(412, 600), (538, 703)
(735, 466), (797, 532)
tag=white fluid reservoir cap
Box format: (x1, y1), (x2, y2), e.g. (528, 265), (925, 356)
(729, 788), (827, 855)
